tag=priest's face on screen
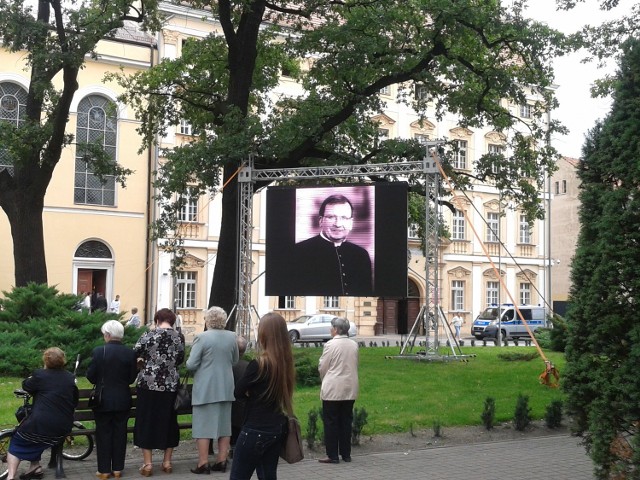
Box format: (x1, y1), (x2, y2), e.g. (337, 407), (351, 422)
(319, 202), (354, 243)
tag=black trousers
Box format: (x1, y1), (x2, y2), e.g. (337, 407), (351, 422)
(94, 410), (130, 473)
(322, 400), (355, 461)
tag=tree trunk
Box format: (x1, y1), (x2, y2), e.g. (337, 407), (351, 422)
(208, 165), (239, 325)
(1, 186), (47, 286)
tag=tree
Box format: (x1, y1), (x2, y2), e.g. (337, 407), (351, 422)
(114, 0), (569, 321)
(0, 0), (161, 287)
(563, 38), (640, 479)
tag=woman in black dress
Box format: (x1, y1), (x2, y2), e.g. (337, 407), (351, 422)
(6, 347), (78, 480)
(133, 308), (185, 477)
(86, 320), (138, 479)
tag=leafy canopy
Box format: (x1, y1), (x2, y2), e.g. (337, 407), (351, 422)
(113, 0), (572, 247)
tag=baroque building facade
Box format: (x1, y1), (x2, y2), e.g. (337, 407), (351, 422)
(0, 4), (552, 338)
(151, 3), (550, 339)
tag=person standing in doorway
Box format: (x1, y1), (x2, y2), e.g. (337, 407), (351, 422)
(110, 295), (121, 314)
(318, 317), (359, 464)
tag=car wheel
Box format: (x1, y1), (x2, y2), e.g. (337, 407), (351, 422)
(289, 330), (299, 343)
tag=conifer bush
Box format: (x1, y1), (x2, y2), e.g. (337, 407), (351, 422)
(0, 283), (139, 376)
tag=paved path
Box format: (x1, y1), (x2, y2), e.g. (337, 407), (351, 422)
(48, 434), (594, 480)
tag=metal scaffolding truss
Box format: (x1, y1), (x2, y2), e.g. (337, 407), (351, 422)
(234, 147), (446, 356)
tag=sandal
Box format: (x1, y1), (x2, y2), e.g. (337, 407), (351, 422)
(19, 467), (44, 480)
(161, 462), (173, 473)
(139, 463), (153, 477)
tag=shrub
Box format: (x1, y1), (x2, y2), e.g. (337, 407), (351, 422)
(481, 397), (496, 430)
(545, 400), (563, 429)
(432, 419), (442, 437)
(513, 394), (532, 431)
(351, 406), (368, 445)
(534, 314), (567, 353)
(0, 283), (139, 376)
(293, 351), (321, 387)
(497, 351), (539, 362)
(306, 407), (322, 450)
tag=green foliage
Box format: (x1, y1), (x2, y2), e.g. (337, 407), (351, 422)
(545, 400), (563, 429)
(0, 283), (142, 376)
(513, 394), (532, 432)
(564, 38), (640, 478)
(109, 0), (572, 314)
(352, 406), (369, 446)
(481, 397), (496, 431)
(306, 407), (322, 450)
(535, 315), (568, 353)
(432, 419), (442, 438)
(0, 0), (162, 287)
(497, 351), (539, 362)
(293, 350), (321, 387)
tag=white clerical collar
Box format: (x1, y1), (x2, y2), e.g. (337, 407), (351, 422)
(320, 233), (345, 247)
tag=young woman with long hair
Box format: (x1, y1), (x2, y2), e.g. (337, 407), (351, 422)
(230, 313), (295, 480)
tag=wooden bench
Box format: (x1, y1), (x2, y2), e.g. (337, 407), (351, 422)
(50, 385), (193, 478)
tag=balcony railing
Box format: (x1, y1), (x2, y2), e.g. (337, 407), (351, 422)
(176, 222), (200, 239)
(485, 242), (500, 256)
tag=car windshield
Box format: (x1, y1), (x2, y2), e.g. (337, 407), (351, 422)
(292, 316), (311, 323)
(478, 307), (499, 320)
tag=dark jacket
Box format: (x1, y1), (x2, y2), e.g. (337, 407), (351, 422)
(87, 341), (138, 412)
(20, 369), (78, 438)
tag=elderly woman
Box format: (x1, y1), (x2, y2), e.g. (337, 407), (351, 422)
(86, 320), (138, 479)
(133, 308), (185, 477)
(186, 306), (239, 474)
(318, 317), (359, 464)
(6, 348), (78, 480)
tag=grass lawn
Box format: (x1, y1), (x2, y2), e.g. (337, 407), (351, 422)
(0, 346), (565, 438)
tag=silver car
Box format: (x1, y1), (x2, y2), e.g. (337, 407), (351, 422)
(286, 314), (357, 343)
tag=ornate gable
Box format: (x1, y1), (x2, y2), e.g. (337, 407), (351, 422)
(448, 266), (472, 279)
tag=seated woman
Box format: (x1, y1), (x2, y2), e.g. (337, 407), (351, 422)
(6, 347), (79, 480)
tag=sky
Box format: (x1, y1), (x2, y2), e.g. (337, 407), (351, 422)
(525, 0), (635, 158)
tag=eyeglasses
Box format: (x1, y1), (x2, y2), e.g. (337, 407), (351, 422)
(322, 215), (353, 223)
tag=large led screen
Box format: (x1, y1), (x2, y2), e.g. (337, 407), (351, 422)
(265, 182), (408, 297)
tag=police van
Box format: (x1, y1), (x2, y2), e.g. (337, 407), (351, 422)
(471, 304), (548, 340)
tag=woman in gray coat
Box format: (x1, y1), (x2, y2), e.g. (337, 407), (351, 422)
(186, 306), (239, 474)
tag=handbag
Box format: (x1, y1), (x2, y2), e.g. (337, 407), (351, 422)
(87, 383), (103, 408)
(15, 404), (33, 423)
(280, 415), (304, 464)
(174, 372), (191, 413)
(88, 346), (106, 409)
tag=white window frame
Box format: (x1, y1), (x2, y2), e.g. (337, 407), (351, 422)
(278, 295), (295, 309)
(323, 296), (339, 309)
(414, 133), (430, 145)
(452, 140), (467, 169)
(415, 84), (430, 100)
(519, 215), (531, 244)
(562, 180), (567, 194)
(408, 223), (419, 239)
(486, 212), (500, 243)
(451, 281), (465, 311)
(179, 119), (193, 136)
(178, 188), (198, 223)
(176, 271), (197, 309)
(0, 82), (28, 175)
(379, 86), (391, 96)
(519, 282), (531, 305)
(486, 281), (499, 306)
(74, 95), (117, 207)
(554, 181), (560, 195)
(520, 104), (532, 119)
(452, 210), (466, 241)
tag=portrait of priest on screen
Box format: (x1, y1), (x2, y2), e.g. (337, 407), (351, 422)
(293, 194), (373, 296)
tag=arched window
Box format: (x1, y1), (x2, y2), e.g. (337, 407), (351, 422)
(0, 82), (28, 175)
(74, 95), (117, 206)
(74, 240), (113, 259)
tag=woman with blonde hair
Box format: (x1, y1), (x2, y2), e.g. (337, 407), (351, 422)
(186, 306), (239, 474)
(230, 313), (295, 480)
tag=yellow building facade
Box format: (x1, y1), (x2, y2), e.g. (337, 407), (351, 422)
(0, 26), (155, 321)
